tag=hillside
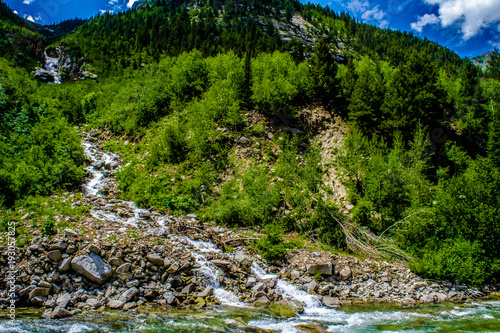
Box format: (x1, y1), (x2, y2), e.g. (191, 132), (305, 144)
(0, 0), (499, 290)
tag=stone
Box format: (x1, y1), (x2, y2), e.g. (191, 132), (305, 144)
(86, 298), (100, 307)
(71, 254), (113, 284)
(166, 262), (179, 274)
(269, 301), (298, 318)
(401, 297), (416, 305)
(196, 286), (214, 297)
(50, 241), (68, 251)
(31, 296), (47, 306)
(107, 300), (125, 309)
(246, 277), (257, 288)
(291, 270), (301, 279)
(254, 296), (270, 306)
(421, 295), (436, 303)
(38, 281), (52, 288)
(252, 282), (266, 296)
(29, 288), (50, 299)
(64, 228), (78, 237)
(89, 244), (101, 255)
(296, 324), (327, 333)
(306, 280), (318, 293)
(58, 257), (72, 273)
(48, 250), (62, 262)
(181, 284), (196, 294)
(117, 272), (133, 281)
(109, 257), (124, 266)
(238, 256), (253, 270)
(322, 296), (340, 308)
(146, 253), (164, 266)
(123, 302), (137, 311)
(50, 306), (72, 319)
(307, 263), (333, 276)
(119, 287), (138, 303)
(436, 293), (448, 302)
(126, 280), (139, 288)
(339, 267), (352, 280)
(66, 245), (77, 254)
(163, 292), (177, 305)
(56, 294), (72, 308)
(211, 260), (230, 268)
(19, 286), (35, 297)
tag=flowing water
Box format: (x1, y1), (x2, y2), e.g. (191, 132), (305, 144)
(2, 134), (499, 332)
(43, 51), (61, 84)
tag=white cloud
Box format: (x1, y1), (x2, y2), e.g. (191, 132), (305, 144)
(347, 0), (369, 13)
(411, 13), (440, 32)
(362, 5), (385, 21)
(126, 0), (139, 8)
(379, 20), (389, 28)
(422, 0), (500, 40)
(25, 15), (35, 22)
(23, 0), (35, 4)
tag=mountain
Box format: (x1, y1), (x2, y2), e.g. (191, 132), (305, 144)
(472, 51), (493, 71)
(0, 0), (499, 287)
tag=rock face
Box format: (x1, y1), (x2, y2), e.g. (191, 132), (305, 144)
(71, 254), (112, 284)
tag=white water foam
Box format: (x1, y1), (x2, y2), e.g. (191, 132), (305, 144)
(43, 51), (61, 84)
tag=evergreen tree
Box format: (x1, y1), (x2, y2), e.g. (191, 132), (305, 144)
(309, 37), (339, 108)
(487, 48), (500, 80)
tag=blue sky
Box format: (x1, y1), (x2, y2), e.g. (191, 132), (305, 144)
(4, 0), (500, 58)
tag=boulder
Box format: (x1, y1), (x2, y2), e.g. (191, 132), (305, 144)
(295, 324), (327, 333)
(86, 298), (100, 307)
(146, 253), (164, 266)
(196, 286), (214, 297)
(421, 295), (436, 303)
(71, 254), (112, 284)
(56, 294), (72, 308)
(306, 263), (332, 276)
(269, 301), (298, 318)
(123, 302), (137, 311)
(64, 228), (78, 237)
(107, 300), (125, 309)
(48, 250), (62, 262)
(119, 287), (138, 303)
(109, 257), (124, 267)
(29, 288), (50, 299)
(50, 306), (72, 319)
(166, 262), (179, 274)
(88, 244), (101, 255)
(322, 296), (340, 308)
(58, 258), (72, 272)
(254, 296), (270, 307)
(339, 267), (352, 280)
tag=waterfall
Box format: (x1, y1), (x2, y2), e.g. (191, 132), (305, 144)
(43, 51), (62, 84)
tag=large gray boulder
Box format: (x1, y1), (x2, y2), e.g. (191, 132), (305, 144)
(306, 263), (332, 276)
(71, 254), (112, 284)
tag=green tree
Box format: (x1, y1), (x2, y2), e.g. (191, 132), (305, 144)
(309, 37), (340, 108)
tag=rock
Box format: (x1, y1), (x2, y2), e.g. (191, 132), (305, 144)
(107, 300), (124, 309)
(109, 257), (124, 266)
(50, 241), (68, 251)
(295, 324), (327, 333)
(86, 298), (100, 307)
(64, 228), (78, 237)
(181, 284), (196, 294)
(34, 69), (55, 83)
(119, 287), (138, 303)
(322, 296), (340, 308)
(307, 263), (333, 276)
(339, 267), (352, 280)
(306, 280), (318, 293)
(56, 294), (72, 308)
(163, 292), (177, 305)
(66, 245), (77, 254)
(238, 256), (253, 270)
(126, 280), (139, 288)
(88, 244), (101, 255)
(31, 296), (47, 306)
(146, 253), (164, 266)
(42, 308), (52, 319)
(290, 270), (301, 279)
(29, 288), (50, 299)
(436, 293), (448, 302)
(196, 286), (214, 297)
(269, 301), (298, 318)
(401, 297), (416, 305)
(239, 137), (251, 145)
(116, 263), (131, 273)
(38, 281), (52, 288)
(211, 260), (230, 268)
(19, 286), (35, 297)
(252, 282), (266, 296)
(421, 295), (436, 303)
(254, 296), (270, 306)
(71, 254), (113, 284)
(48, 250), (62, 262)
(50, 306), (72, 319)
(58, 257), (72, 272)
(246, 277), (257, 288)
(166, 262), (179, 274)
(123, 302), (137, 311)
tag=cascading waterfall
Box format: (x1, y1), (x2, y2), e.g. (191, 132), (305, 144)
(43, 51), (62, 84)
(82, 133), (244, 306)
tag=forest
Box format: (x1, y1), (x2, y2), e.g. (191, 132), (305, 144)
(1, 0), (499, 286)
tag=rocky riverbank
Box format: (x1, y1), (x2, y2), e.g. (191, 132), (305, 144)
(0, 130), (495, 321)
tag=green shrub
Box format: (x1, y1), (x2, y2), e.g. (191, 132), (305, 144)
(256, 224), (289, 261)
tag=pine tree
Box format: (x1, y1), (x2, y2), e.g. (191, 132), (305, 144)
(487, 48), (500, 80)
(309, 37), (340, 108)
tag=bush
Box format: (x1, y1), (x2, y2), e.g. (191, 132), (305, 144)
(256, 224), (289, 261)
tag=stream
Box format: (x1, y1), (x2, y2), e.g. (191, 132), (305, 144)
(2, 133), (500, 332)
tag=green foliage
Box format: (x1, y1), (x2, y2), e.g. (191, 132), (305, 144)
(256, 223), (289, 261)
(308, 37), (340, 107)
(42, 220), (57, 236)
